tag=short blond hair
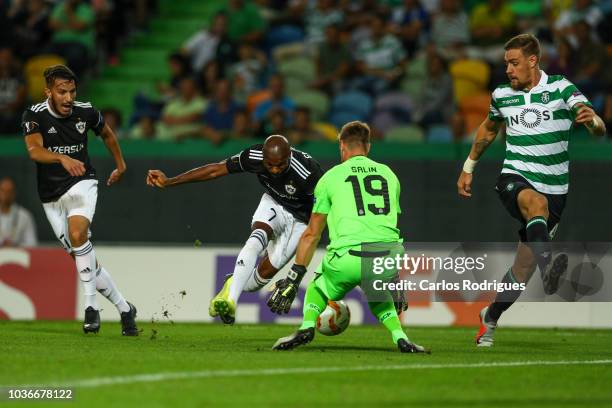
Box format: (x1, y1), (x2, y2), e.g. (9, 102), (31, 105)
(338, 121), (371, 147)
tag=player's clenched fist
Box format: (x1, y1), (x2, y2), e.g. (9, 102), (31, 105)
(146, 170), (169, 188)
(457, 171), (473, 198)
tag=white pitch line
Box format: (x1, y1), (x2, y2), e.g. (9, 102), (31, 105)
(7, 359), (612, 389)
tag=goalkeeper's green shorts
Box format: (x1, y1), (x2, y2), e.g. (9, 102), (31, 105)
(313, 242), (404, 301)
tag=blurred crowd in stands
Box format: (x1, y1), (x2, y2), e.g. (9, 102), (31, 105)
(1, 0), (611, 143)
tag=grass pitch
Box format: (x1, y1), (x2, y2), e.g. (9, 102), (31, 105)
(1, 321), (611, 407)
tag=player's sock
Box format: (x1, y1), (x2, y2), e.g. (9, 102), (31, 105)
(228, 229), (268, 303)
(243, 267), (271, 292)
(73, 241), (98, 310)
(96, 266), (130, 313)
(299, 282), (328, 330)
(525, 216), (552, 273)
(369, 301), (408, 343)
(487, 267), (523, 321)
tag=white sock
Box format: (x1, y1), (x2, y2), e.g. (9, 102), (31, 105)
(96, 266), (130, 313)
(243, 267), (272, 292)
(73, 241), (98, 310)
(228, 229), (268, 303)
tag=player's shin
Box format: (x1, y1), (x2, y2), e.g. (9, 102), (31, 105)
(73, 241), (98, 310)
(299, 282), (327, 330)
(228, 229), (269, 303)
(96, 266), (130, 313)
(368, 301), (407, 343)
(525, 216), (552, 273)
(487, 267), (524, 321)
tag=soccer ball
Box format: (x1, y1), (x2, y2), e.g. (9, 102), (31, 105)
(316, 300), (351, 336)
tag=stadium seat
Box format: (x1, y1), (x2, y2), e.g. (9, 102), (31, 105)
(405, 54), (427, 79)
(312, 122), (339, 141)
(371, 111), (400, 135)
(400, 78), (422, 99)
(278, 57), (316, 83)
(374, 92), (413, 116)
(24, 54), (66, 103)
(329, 111), (367, 129)
(459, 93), (491, 133)
(384, 125), (425, 143)
(266, 25), (305, 51)
(427, 125), (453, 143)
(330, 90), (373, 119)
(284, 76), (308, 95)
(449, 59), (490, 104)
(291, 90), (330, 121)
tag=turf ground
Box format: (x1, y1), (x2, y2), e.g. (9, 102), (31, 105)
(1, 321), (611, 407)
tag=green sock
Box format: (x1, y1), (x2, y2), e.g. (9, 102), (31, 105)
(369, 301), (408, 343)
(299, 282), (328, 330)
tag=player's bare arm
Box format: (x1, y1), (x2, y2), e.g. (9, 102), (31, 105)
(294, 213), (328, 268)
(573, 103), (606, 137)
(99, 123), (127, 186)
(147, 161), (229, 188)
(24, 132), (85, 177)
(457, 118), (502, 198)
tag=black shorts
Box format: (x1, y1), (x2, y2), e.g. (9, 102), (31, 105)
(495, 173), (567, 242)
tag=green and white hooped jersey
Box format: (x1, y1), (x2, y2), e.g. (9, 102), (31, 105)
(489, 71), (591, 194)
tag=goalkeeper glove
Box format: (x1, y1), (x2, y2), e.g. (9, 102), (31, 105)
(267, 264), (307, 314)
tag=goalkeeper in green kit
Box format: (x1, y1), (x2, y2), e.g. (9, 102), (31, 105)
(268, 121), (428, 353)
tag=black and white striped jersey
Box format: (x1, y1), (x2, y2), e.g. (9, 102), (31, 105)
(21, 100), (105, 202)
(226, 144), (323, 223)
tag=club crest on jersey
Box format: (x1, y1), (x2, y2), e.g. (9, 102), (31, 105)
(541, 91), (550, 104)
(75, 120), (86, 134)
(285, 183), (296, 195)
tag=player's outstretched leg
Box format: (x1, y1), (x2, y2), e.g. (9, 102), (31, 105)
(368, 301), (429, 353)
(210, 229), (270, 324)
(95, 265), (139, 336)
(272, 282), (326, 350)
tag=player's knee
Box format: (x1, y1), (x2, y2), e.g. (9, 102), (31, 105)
(523, 193), (548, 219)
(245, 229), (269, 251)
(68, 229), (88, 247)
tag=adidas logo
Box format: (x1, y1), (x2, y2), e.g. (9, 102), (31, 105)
(48, 127), (57, 134)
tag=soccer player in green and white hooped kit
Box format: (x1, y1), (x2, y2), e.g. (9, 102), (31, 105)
(268, 121), (428, 353)
(456, 34), (606, 347)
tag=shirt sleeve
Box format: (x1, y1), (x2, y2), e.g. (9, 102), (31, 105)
(560, 80), (591, 108)
(488, 93), (504, 122)
(225, 146), (263, 174)
(21, 110), (40, 136)
(312, 175), (331, 215)
(87, 107), (105, 136)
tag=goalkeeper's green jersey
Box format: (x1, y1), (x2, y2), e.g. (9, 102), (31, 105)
(312, 155), (402, 253)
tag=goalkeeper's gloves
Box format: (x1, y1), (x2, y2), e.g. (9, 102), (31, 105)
(267, 264), (307, 314)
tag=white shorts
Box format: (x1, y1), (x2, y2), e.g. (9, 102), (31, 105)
(251, 193), (307, 270)
(42, 179), (98, 252)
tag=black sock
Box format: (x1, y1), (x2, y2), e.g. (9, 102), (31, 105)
(487, 268), (524, 321)
(525, 216), (552, 273)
